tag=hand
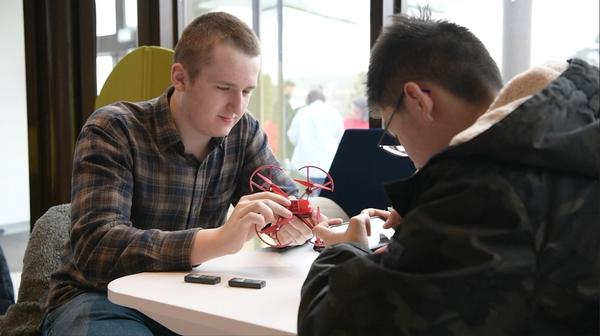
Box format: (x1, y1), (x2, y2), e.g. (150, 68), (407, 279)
(274, 204), (345, 246)
(222, 191), (294, 252)
(274, 216), (313, 246)
(309, 207), (343, 232)
(270, 194), (313, 246)
(313, 212), (372, 248)
(191, 192), (292, 264)
(360, 208), (402, 229)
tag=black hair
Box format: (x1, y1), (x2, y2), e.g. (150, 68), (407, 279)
(367, 12), (502, 116)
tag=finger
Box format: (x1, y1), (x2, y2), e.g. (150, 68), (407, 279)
(361, 208), (391, 220)
(373, 245), (388, 254)
(327, 218), (344, 226)
(313, 223), (335, 243)
(360, 208), (376, 216)
(311, 212), (344, 229)
(348, 214), (369, 236)
(236, 200), (277, 227)
(262, 199), (294, 219)
(243, 191), (292, 206)
(240, 211), (267, 231)
(250, 199), (292, 224)
(248, 201), (277, 225)
(383, 209), (402, 229)
(346, 214), (370, 246)
(312, 217), (342, 230)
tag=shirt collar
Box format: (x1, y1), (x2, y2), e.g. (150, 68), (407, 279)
(153, 86), (182, 151)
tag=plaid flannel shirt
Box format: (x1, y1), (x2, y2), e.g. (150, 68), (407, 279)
(45, 87), (297, 313)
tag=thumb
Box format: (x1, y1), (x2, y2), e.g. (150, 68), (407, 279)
(383, 209), (402, 229)
(312, 224), (332, 241)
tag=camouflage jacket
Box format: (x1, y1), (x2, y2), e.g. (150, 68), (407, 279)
(298, 58), (599, 335)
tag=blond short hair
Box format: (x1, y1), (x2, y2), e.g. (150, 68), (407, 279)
(174, 12), (261, 80)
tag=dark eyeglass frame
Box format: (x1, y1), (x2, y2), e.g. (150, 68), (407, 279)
(377, 89), (430, 157)
(377, 91), (408, 157)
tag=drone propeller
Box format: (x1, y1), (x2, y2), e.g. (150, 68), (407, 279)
(293, 178), (333, 192)
(294, 166), (335, 197)
(252, 173), (287, 196)
(249, 166), (288, 197)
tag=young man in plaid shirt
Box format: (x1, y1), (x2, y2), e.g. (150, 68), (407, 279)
(42, 12), (313, 335)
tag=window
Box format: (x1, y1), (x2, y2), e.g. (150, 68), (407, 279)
(180, 1), (370, 175)
(530, 0), (599, 67)
(403, 0), (599, 82)
(96, 0), (139, 94)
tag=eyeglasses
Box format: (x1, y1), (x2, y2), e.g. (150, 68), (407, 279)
(378, 91), (408, 157)
(377, 88), (430, 157)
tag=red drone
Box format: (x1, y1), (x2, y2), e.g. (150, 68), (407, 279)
(248, 165), (334, 248)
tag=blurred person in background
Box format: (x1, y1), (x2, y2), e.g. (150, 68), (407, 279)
(287, 87), (344, 181)
(343, 96), (369, 129)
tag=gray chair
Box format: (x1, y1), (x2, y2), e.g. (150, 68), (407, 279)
(0, 204), (70, 336)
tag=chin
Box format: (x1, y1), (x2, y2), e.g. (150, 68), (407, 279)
(214, 127), (234, 138)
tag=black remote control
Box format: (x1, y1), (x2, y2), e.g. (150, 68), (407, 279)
(228, 277), (266, 289)
(184, 274), (221, 285)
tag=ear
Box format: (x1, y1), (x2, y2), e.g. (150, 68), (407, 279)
(403, 82), (434, 123)
(171, 63), (186, 91)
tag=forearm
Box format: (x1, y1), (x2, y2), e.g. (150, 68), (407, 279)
(190, 227), (231, 265)
(71, 219), (198, 284)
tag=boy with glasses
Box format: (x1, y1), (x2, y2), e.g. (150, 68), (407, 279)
(299, 11), (599, 335)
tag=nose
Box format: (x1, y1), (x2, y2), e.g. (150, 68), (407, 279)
(228, 90), (245, 114)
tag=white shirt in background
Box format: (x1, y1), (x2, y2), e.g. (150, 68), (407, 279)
(287, 100), (344, 177)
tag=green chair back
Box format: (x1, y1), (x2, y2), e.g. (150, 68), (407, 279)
(95, 46), (174, 109)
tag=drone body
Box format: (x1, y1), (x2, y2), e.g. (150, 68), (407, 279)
(248, 165), (334, 248)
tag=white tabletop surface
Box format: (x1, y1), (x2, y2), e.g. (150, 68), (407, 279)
(108, 243), (319, 335)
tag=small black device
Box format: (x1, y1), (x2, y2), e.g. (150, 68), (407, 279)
(228, 277), (266, 289)
(184, 274), (221, 285)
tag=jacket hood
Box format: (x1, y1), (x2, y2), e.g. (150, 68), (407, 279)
(442, 58), (599, 178)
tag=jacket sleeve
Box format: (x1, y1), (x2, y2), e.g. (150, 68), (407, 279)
(298, 243), (374, 336)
